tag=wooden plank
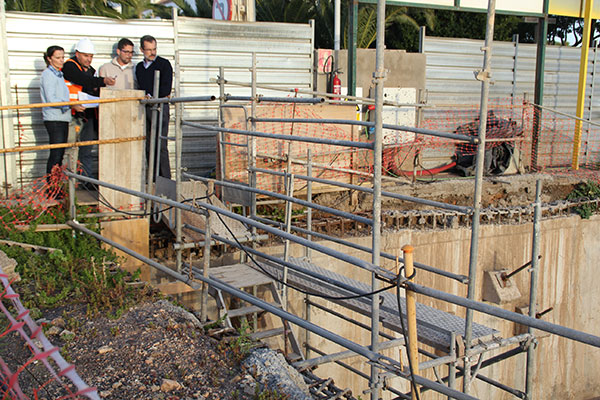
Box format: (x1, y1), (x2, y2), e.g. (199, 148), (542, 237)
(153, 281), (198, 295)
(209, 263), (273, 288)
(98, 88), (145, 212)
(100, 218), (150, 281)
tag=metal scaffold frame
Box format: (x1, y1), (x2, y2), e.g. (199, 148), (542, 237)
(2, 1), (599, 399)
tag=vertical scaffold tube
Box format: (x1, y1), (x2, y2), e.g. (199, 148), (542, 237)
(525, 180), (542, 398)
(370, 1), (386, 399)
(464, 0), (496, 394)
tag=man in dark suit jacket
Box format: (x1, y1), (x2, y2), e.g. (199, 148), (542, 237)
(136, 35), (173, 179)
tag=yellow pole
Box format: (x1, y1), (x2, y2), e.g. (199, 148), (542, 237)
(402, 244), (421, 400)
(572, 0), (595, 170)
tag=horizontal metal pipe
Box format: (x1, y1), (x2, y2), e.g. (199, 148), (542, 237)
(251, 118), (477, 144)
(140, 95), (216, 104)
(172, 233), (268, 250)
(254, 214), (468, 283)
(294, 338), (406, 369)
(419, 347), (527, 399)
(64, 171), (395, 281)
(305, 299), (395, 341)
(182, 172), (372, 226)
(467, 333), (532, 357)
(181, 121), (374, 149)
(184, 266), (477, 400)
(406, 281), (600, 348)
(224, 95), (323, 104)
(67, 221), (201, 290)
(418, 355), (456, 371)
(250, 166), (472, 214)
(183, 223), (373, 296)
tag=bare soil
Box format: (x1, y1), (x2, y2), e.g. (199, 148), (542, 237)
(1, 300), (256, 400)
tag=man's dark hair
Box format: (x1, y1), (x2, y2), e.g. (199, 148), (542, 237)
(117, 38), (134, 50)
(140, 35), (156, 49)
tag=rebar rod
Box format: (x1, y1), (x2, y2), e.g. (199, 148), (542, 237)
(181, 121), (374, 149)
(251, 118), (478, 144)
(182, 172), (372, 225)
(464, 0), (496, 394)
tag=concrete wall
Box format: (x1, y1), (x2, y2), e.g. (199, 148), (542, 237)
(273, 215), (600, 399)
(314, 49), (426, 96)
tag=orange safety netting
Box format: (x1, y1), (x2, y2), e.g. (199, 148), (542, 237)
(0, 267), (99, 399)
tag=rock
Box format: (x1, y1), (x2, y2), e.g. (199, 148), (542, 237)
(242, 348), (311, 400)
(51, 317), (65, 328)
(98, 345), (113, 354)
(99, 390), (112, 397)
(60, 329), (74, 337)
(0, 250), (20, 282)
(161, 378), (183, 392)
(151, 385), (160, 392)
(112, 381), (123, 389)
(46, 326), (61, 336)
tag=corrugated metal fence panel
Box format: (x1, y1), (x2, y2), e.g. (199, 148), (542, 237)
(3, 12), (314, 184)
(175, 16), (314, 177)
(423, 36), (600, 127)
(5, 11), (175, 184)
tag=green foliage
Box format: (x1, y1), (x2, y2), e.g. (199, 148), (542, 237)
(567, 180), (600, 219)
(254, 386), (289, 400)
(0, 205), (155, 317)
(219, 320), (254, 363)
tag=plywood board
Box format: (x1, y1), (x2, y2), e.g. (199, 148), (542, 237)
(98, 88), (145, 212)
(101, 218), (150, 281)
(221, 104), (372, 196)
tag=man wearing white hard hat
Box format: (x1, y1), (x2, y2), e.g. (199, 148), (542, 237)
(62, 38), (115, 186)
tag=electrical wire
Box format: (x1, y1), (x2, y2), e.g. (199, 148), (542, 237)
(203, 196), (396, 301)
(396, 266), (421, 400)
(80, 183), (213, 218)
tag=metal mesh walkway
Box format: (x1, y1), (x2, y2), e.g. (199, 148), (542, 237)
(256, 257), (498, 351)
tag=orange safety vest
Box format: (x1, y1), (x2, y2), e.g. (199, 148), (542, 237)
(63, 59), (83, 102)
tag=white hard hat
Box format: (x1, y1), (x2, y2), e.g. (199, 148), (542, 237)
(75, 38), (95, 54)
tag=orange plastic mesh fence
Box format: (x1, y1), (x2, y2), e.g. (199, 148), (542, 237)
(223, 103), (373, 194)
(0, 266), (99, 399)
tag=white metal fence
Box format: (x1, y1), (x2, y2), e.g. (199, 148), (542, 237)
(0, 11), (314, 188)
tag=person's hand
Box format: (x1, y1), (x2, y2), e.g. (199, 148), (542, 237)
(104, 76), (116, 86)
(72, 104), (85, 113)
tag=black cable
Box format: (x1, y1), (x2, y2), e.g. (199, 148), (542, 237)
(396, 267), (421, 400)
(80, 183), (213, 218)
(203, 196), (396, 301)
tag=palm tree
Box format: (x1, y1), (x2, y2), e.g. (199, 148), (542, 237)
(170, 0), (212, 17)
(117, 0), (171, 19)
(5, 0), (122, 17)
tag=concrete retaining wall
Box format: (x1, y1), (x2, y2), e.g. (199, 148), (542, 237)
(273, 214), (600, 399)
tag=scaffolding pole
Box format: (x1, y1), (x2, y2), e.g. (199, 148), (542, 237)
(464, 0), (496, 394)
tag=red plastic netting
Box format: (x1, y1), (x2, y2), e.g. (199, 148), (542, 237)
(0, 265), (99, 399)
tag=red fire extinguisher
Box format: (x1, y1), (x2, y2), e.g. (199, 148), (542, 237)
(332, 71), (341, 101)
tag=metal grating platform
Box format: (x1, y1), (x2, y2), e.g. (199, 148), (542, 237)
(256, 257), (498, 351)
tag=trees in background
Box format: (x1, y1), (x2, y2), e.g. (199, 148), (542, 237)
(4, 0), (592, 50)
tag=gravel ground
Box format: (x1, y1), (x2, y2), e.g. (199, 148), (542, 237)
(1, 299), (309, 400)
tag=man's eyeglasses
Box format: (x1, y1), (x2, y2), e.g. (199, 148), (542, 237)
(120, 50), (134, 54)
